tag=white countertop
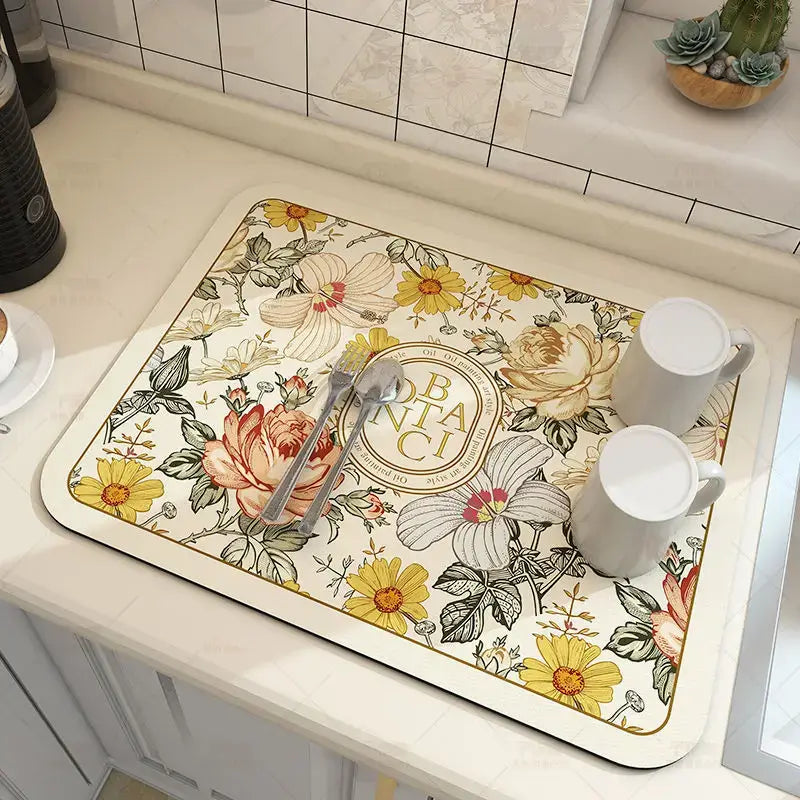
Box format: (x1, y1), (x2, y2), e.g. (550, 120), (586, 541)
(1, 89), (799, 800)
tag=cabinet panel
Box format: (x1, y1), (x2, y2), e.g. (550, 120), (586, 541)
(32, 612), (351, 800)
(352, 765), (433, 800)
(28, 616), (180, 795)
(0, 600), (106, 785)
(0, 657), (89, 800)
(109, 647), (340, 800)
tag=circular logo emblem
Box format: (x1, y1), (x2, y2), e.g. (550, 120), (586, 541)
(337, 343), (502, 494)
(25, 195), (46, 224)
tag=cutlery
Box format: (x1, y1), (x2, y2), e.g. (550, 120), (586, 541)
(298, 359), (405, 534)
(260, 345), (369, 523)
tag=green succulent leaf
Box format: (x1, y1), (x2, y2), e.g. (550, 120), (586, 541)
(654, 12), (731, 66)
(732, 48), (783, 85)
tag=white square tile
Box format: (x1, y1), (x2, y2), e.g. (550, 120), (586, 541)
(308, 14), (402, 116)
(396, 119), (490, 164)
(58, 0), (140, 45)
(688, 203), (800, 254)
(406, 0), (516, 57)
(223, 72), (307, 115)
(489, 145), (589, 193)
(143, 50), (223, 90)
(308, 0), (405, 31)
(134, 0), (221, 67)
(65, 29), (143, 67)
(493, 61), (570, 146)
(585, 173), (693, 221)
(399, 37), (504, 141)
(509, 0), (590, 73)
(309, 96), (395, 139)
(218, 0), (305, 90)
(42, 21), (67, 48)
(35, 0), (63, 24)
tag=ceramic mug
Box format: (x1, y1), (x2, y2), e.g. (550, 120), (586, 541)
(0, 307), (18, 384)
(611, 297), (754, 436)
(571, 425), (725, 578)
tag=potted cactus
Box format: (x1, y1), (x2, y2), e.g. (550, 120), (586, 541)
(654, 2), (790, 109)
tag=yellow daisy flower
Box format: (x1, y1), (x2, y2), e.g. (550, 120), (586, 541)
(519, 634), (622, 717)
(488, 266), (552, 301)
(344, 557), (429, 635)
(394, 265), (465, 315)
(263, 200), (327, 232)
(73, 458), (164, 523)
(347, 327), (400, 359)
(627, 310), (643, 331)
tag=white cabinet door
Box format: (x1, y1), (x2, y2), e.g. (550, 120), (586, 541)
(107, 650), (349, 800)
(0, 655), (91, 800)
(31, 613), (352, 800)
(352, 766), (433, 800)
(0, 601), (106, 787)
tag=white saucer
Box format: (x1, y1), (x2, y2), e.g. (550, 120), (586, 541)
(0, 301), (55, 419)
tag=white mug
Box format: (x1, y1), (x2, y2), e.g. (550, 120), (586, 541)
(571, 425), (725, 578)
(611, 297), (754, 436)
(0, 307), (17, 385)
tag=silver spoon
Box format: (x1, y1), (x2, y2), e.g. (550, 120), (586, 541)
(298, 359), (404, 534)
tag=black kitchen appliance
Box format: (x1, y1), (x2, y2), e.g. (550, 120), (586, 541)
(0, 0), (57, 126)
(0, 51), (65, 291)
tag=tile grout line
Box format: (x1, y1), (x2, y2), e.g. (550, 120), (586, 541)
(48, 23), (800, 237)
(694, 199), (800, 230)
(394, 0), (410, 141)
(46, 8), (570, 77)
(304, 0), (309, 117)
(53, 0), (68, 49)
(685, 198), (698, 224)
(582, 169), (592, 195)
(301, 4), (572, 77)
(485, 0), (521, 168)
(129, 0), (145, 70)
(591, 170), (693, 202)
(397, 115), (489, 145)
(494, 144), (590, 174)
(213, 0), (225, 92)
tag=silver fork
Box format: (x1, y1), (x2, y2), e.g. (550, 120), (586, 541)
(299, 359), (404, 535)
(259, 346), (369, 523)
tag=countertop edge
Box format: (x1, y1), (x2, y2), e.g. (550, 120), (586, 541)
(50, 47), (800, 307)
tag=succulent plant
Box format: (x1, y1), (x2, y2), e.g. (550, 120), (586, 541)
(654, 12), (732, 65)
(720, 0), (791, 58)
(732, 48), (784, 84)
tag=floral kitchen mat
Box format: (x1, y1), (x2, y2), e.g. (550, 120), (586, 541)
(45, 195), (745, 761)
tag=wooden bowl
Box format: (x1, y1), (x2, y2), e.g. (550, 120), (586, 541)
(666, 55), (789, 109)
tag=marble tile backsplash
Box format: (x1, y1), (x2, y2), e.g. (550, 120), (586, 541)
(36, 1), (800, 257)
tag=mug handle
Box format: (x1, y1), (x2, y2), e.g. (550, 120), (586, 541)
(688, 461), (726, 515)
(717, 328), (755, 383)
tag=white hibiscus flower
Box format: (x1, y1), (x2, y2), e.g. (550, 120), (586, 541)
(396, 436), (571, 571)
(259, 252), (398, 362)
(681, 382), (734, 461)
